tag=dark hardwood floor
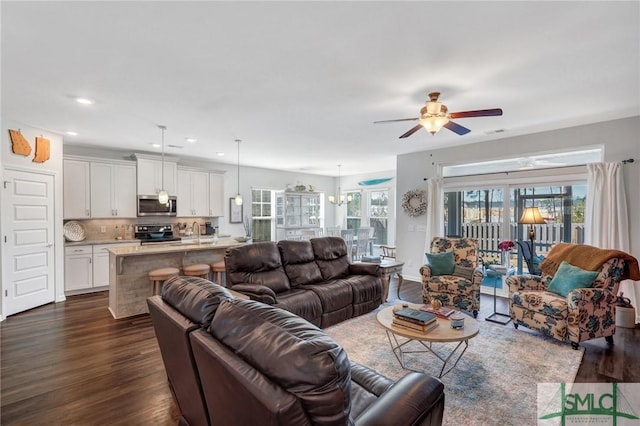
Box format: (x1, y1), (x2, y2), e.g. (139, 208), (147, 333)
(2, 278), (638, 424)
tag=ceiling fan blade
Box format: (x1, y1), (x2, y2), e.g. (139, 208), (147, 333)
(373, 117), (419, 124)
(399, 124), (423, 138)
(449, 108), (503, 119)
(443, 120), (471, 135)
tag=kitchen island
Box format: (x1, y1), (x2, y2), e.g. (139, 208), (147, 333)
(107, 238), (244, 319)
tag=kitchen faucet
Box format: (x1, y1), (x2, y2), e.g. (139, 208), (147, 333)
(192, 221), (201, 243)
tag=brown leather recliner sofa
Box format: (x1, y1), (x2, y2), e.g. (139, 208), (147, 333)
(224, 237), (382, 328)
(148, 276), (445, 426)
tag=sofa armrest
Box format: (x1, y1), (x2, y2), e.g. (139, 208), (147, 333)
(506, 275), (545, 293)
(355, 372), (444, 426)
(228, 283), (277, 304)
(419, 265), (433, 281)
(349, 262), (380, 277)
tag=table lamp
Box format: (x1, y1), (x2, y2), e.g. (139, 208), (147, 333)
(518, 207), (546, 254)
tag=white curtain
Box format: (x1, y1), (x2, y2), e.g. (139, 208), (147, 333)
(585, 162), (630, 250)
(585, 162), (637, 319)
(424, 178), (443, 253)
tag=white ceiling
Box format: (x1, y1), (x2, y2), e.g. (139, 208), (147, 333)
(2, 1), (639, 176)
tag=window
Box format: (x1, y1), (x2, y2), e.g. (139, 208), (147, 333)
(369, 190), (389, 245)
(251, 189), (273, 242)
(444, 183), (586, 273)
(346, 191), (362, 231)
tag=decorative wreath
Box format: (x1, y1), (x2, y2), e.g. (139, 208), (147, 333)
(402, 189), (427, 216)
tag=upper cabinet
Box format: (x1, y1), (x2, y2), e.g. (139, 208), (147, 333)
(90, 162), (137, 218)
(63, 159), (91, 219)
(176, 168), (225, 217)
(64, 157), (137, 219)
(209, 173), (224, 217)
(177, 168), (210, 217)
(134, 156), (177, 196)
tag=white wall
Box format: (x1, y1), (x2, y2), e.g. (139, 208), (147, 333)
(1, 118), (66, 319)
(396, 116), (640, 282)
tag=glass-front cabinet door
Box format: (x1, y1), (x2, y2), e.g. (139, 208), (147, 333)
(285, 194), (301, 226)
(275, 191), (321, 240)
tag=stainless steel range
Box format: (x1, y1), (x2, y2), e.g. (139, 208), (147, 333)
(135, 224), (182, 245)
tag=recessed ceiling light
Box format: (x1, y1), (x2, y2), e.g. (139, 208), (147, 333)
(66, 131), (78, 136)
(216, 152), (225, 156)
(150, 143), (161, 148)
(75, 97), (94, 105)
(185, 137), (197, 143)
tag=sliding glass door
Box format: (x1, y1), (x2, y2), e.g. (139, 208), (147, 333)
(444, 182), (586, 297)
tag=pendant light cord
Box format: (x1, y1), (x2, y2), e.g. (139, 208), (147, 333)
(236, 139), (241, 194)
(159, 125), (166, 189)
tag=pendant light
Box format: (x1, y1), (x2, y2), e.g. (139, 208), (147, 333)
(234, 139), (243, 206)
(328, 164), (352, 206)
(157, 125), (169, 204)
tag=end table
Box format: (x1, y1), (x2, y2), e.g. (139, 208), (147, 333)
(484, 264), (514, 325)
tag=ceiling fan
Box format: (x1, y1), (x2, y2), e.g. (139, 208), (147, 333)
(374, 92), (503, 138)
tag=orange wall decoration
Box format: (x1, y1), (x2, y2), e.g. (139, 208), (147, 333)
(9, 129), (32, 156)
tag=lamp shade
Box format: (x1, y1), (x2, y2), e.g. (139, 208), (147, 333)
(518, 207), (546, 225)
(158, 190), (169, 205)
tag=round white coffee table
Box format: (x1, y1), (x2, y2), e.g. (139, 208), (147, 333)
(376, 303), (480, 377)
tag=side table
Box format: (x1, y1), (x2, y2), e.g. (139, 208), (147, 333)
(360, 259), (404, 303)
(485, 264), (515, 325)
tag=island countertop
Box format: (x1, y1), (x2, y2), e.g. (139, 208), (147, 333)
(108, 238), (246, 319)
(107, 238), (243, 256)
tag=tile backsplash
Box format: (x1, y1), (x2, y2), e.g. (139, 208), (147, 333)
(64, 217), (219, 241)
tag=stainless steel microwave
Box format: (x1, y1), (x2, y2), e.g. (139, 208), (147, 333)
(137, 195), (177, 217)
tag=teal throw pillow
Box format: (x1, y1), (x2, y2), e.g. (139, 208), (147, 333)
(547, 261), (598, 297)
(426, 251), (455, 276)
(531, 255), (545, 275)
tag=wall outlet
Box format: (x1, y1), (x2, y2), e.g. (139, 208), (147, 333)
(100, 226), (106, 233)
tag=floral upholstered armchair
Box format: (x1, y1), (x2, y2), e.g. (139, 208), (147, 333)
(506, 243), (640, 349)
(420, 237), (482, 318)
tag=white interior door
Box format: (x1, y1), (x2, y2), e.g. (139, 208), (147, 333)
(2, 169), (55, 316)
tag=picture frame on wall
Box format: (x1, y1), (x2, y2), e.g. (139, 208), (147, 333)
(229, 198), (243, 223)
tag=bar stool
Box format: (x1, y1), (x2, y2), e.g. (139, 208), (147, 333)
(149, 267), (180, 296)
(210, 260), (226, 286)
(183, 263), (211, 280)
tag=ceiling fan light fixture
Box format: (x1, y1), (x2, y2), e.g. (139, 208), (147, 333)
(425, 100), (442, 115)
(420, 116), (450, 135)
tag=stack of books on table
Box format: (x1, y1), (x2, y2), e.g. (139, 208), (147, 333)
(392, 307), (438, 333)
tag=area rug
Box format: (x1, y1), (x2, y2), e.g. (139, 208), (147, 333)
(325, 302), (585, 426)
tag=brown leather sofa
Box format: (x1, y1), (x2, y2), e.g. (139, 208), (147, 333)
(148, 276), (445, 426)
(225, 237), (382, 328)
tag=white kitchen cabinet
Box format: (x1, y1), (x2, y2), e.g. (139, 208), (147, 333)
(64, 245), (93, 292)
(209, 173), (225, 217)
(92, 242), (140, 288)
(63, 159), (91, 219)
(90, 162), (137, 218)
(65, 242), (141, 294)
(136, 157), (177, 196)
(177, 168), (209, 217)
